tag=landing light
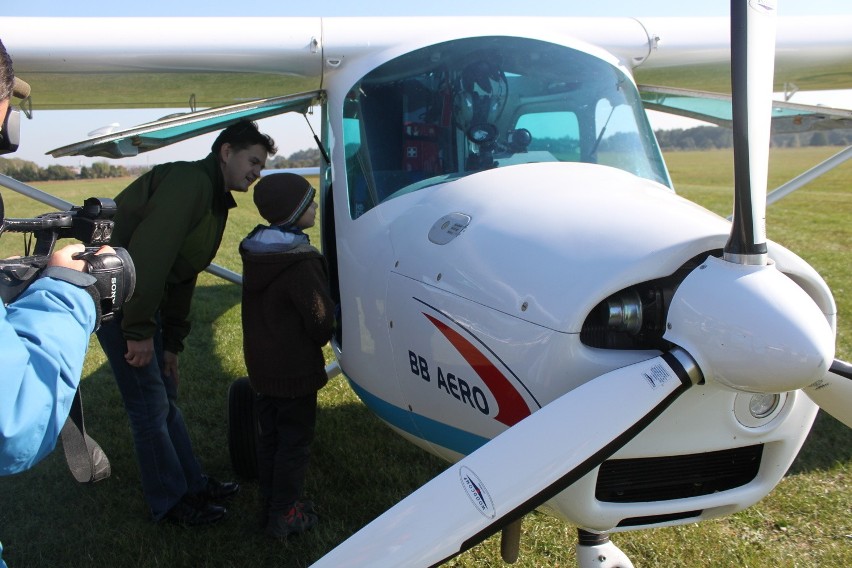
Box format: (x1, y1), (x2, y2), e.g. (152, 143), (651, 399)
(749, 393), (779, 419)
(733, 392), (786, 429)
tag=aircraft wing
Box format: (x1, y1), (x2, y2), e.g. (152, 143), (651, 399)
(639, 85), (852, 132)
(47, 91), (321, 159)
(628, 16), (852, 93)
(2, 15), (851, 112)
(0, 17), (325, 109)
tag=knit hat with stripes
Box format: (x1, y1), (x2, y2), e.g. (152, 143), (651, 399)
(253, 173), (315, 227)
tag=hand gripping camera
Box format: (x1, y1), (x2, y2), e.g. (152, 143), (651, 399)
(0, 194), (135, 328)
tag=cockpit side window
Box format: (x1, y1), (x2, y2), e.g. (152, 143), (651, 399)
(342, 103), (371, 220)
(515, 112), (581, 162)
(344, 72), (459, 219)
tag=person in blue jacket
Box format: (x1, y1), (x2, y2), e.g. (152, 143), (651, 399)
(0, 244), (103, 475)
(0, 38), (103, 477)
(0, 243), (109, 568)
(0, 36), (109, 568)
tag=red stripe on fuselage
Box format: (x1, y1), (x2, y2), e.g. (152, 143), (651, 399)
(424, 313), (530, 426)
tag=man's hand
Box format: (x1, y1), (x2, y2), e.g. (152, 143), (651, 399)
(125, 337), (154, 368)
(48, 243), (116, 272)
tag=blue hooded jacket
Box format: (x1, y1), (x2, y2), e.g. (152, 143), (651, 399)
(0, 269), (97, 568)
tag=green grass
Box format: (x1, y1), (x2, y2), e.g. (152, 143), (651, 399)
(0, 147), (850, 567)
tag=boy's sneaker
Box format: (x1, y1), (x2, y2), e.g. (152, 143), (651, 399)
(266, 501), (318, 539)
(258, 498), (315, 532)
(295, 498), (316, 517)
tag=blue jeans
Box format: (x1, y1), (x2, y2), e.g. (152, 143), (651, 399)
(96, 313), (204, 520)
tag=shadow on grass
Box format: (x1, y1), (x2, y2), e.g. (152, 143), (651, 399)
(0, 382), (445, 568)
(2, 376), (847, 567)
(0, 278), (445, 568)
(2, 278), (846, 567)
(788, 410), (852, 474)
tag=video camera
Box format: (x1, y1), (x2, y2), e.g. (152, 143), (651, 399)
(0, 194), (135, 327)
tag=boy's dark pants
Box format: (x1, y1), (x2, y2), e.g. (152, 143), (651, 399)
(255, 392), (318, 514)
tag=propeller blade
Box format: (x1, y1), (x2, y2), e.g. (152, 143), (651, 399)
(720, 2), (843, 424)
(311, 350), (701, 568)
(804, 359), (852, 428)
(724, 0), (777, 265)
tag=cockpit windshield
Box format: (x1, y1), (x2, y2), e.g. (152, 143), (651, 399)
(343, 36), (670, 219)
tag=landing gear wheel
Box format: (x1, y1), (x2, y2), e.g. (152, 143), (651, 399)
(228, 376), (258, 479)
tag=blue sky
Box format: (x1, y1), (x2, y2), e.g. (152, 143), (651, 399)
(3, 0), (850, 166)
(3, 0), (848, 18)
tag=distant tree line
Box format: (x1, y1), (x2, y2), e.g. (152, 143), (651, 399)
(654, 126), (852, 150)
(266, 148), (322, 169)
(524, 125), (852, 158)
(0, 148), (325, 183)
(0, 157), (141, 182)
(1, 132), (845, 183)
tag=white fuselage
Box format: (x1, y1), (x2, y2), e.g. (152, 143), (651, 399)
(318, 27), (835, 532)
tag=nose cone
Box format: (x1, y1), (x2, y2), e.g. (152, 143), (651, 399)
(664, 256), (835, 393)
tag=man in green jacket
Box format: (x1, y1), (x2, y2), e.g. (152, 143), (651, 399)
(96, 120), (276, 526)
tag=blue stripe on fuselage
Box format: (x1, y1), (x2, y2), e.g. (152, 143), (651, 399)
(346, 374), (490, 456)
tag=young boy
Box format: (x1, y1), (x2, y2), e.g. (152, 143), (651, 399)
(239, 173), (335, 539)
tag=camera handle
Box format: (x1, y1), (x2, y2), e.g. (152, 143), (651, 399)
(72, 247), (136, 328)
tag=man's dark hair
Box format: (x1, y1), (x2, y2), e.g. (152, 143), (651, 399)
(0, 38), (15, 102)
(211, 120), (277, 157)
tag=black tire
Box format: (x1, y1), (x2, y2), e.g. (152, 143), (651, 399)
(227, 376), (258, 479)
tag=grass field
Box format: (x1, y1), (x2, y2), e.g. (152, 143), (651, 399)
(0, 147), (849, 568)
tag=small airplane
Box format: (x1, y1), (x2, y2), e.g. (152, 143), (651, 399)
(2, 2), (852, 566)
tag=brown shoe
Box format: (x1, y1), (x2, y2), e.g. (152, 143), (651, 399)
(164, 495), (226, 527)
(197, 476), (240, 502)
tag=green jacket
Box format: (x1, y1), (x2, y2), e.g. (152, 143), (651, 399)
(111, 153), (236, 353)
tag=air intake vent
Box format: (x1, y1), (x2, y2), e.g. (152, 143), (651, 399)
(596, 444), (763, 503)
(617, 510), (702, 528)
